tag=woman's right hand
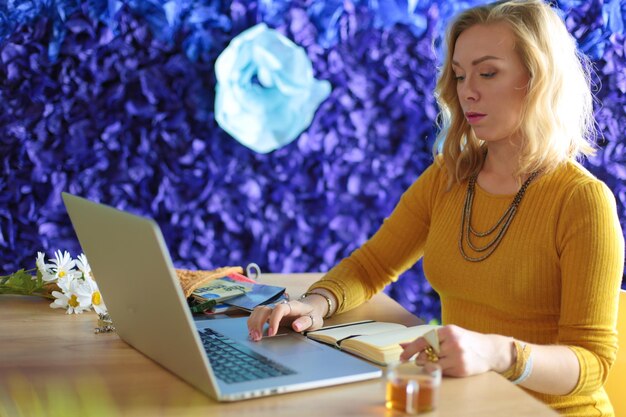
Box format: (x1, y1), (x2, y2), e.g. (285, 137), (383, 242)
(247, 299), (323, 341)
(247, 290), (338, 341)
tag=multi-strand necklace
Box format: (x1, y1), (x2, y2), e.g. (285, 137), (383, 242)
(459, 171), (540, 262)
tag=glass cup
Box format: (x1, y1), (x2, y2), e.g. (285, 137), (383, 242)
(385, 361), (442, 414)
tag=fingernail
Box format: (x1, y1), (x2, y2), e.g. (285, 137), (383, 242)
(294, 323), (302, 332)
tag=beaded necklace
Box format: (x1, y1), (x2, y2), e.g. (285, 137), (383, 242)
(459, 171), (540, 262)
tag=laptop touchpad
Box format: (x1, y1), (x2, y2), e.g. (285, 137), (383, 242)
(257, 334), (323, 355)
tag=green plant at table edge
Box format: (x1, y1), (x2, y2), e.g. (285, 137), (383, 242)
(0, 268), (56, 299)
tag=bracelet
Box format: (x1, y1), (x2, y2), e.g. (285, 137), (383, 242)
(315, 278), (347, 312)
(500, 340), (522, 380)
(500, 341), (532, 384)
(511, 351), (533, 385)
(300, 292), (333, 319)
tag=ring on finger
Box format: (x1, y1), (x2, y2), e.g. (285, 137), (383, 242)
(307, 314), (315, 328)
(424, 346), (439, 362)
(280, 299), (292, 314)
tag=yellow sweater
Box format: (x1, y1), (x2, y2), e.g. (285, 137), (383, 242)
(310, 159), (625, 416)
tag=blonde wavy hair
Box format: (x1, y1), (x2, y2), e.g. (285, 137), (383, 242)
(433, 0), (596, 184)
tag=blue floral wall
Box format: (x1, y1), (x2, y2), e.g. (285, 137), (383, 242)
(1, 0), (625, 321)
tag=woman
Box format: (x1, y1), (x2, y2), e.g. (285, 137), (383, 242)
(247, 1), (625, 415)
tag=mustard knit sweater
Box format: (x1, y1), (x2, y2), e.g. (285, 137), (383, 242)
(310, 159), (625, 416)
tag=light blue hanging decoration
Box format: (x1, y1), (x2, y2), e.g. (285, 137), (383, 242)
(214, 23), (332, 154)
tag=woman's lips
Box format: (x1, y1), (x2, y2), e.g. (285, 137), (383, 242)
(465, 112), (486, 124)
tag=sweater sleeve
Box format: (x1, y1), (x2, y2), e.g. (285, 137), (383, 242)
(556, 180), (625, 396)
(309, 160), (446, 314)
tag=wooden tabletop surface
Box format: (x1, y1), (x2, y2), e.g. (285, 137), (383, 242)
(0, 273), (558, 417)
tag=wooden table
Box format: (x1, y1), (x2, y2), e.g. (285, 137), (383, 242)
(0, 273), (557, 416)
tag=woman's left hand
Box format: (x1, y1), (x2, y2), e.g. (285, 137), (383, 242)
(399, 325), (513, 377)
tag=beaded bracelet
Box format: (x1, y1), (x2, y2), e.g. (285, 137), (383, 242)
(300, 292), (333, 319)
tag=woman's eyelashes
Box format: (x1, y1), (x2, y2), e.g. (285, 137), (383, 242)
(453, 71), (497, 82)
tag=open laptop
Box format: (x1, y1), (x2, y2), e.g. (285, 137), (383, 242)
(61, 192), (381, 401)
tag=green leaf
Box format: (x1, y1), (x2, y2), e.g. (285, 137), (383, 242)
(9, 270), (37, 292)
(35, 269), (44, 288)
(0, 269), (46, 296)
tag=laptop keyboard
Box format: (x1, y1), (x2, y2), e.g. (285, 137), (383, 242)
(199, 328), (296, 384)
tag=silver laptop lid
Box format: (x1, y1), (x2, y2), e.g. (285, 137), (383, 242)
(62, 192), (220, 399)
(63, 192), (382, 402)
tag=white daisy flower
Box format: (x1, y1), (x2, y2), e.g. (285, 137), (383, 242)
(76, 253), (93, 279)
(56, 274), (73, 293)
(50, 290), (71, 310)
(51, 250), (79, 281)
(85, 276), (107, 315)
(50, 278), (92, 314)
(35, 252), (56, 282)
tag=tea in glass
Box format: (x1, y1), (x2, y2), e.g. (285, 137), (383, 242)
(385, 361), (441, 414)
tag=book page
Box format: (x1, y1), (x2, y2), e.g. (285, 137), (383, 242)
(340, 324), (441, 365)
(307, 321), (407, 345)
(347, 324), (440, 349)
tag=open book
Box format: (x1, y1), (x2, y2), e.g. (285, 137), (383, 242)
(306, 320), (441, 366)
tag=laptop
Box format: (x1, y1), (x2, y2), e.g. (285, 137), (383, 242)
(61, 192), (381, 401)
